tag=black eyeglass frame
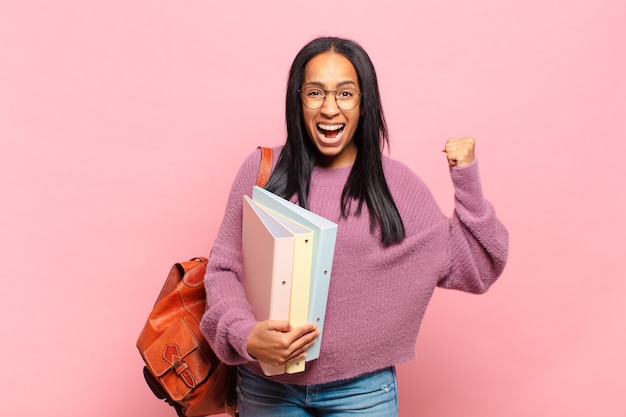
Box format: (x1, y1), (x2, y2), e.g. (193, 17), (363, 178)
(298, 87), (362, 111)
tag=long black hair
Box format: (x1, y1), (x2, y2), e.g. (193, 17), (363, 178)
(264, 37), (405, 246)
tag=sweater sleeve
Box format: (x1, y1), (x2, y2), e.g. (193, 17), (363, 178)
(438, 160), (509, 293)
(199, 149), (265, 365)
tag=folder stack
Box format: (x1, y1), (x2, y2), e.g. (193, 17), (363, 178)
(241, 186), (338, 375)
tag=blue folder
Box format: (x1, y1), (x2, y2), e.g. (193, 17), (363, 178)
(252, 185), (338, 361)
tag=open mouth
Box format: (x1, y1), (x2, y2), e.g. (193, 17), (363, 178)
(317, 123), (345, 139)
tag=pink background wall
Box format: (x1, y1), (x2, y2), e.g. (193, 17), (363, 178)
(1, 1), (624, 416)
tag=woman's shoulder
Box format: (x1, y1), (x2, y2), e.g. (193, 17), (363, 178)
(381, 154), (427, 188)
(238, 145), (284, 173)
(381, 154), (443, 224)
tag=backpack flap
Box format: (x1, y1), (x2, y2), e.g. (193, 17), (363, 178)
(143, 318), (211, 401)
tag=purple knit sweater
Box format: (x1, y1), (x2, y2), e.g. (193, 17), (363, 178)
(200, 146), (509, 385)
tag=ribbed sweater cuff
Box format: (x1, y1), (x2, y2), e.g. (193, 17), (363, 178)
(227, 319), (257, 361)
(450, 160), (487, 216)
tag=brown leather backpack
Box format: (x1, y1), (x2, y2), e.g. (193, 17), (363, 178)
(136, 147), (273, 416)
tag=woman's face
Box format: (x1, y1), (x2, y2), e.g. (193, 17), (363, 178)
(301, 52), (361, 168)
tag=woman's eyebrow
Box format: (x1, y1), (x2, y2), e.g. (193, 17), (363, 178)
(303, 80), (357, 88)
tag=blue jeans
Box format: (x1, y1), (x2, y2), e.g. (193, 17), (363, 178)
(236, 365), (399, 417)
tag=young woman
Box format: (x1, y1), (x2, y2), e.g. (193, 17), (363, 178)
(200, 36), (509, 416)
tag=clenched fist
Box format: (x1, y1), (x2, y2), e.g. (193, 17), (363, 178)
(443, 137), (476, 167)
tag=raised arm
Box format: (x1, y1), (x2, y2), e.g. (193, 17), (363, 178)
(438, 138), (509, 293)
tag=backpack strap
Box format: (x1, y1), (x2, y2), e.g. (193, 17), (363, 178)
(256, 146), (273, 187)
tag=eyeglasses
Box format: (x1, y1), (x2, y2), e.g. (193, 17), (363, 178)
(299, 87), (362, 111)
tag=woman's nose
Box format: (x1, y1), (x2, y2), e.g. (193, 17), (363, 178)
(320, 93), (340, 117)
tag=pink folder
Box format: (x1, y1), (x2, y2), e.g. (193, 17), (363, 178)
(241, 195), (295, 376)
